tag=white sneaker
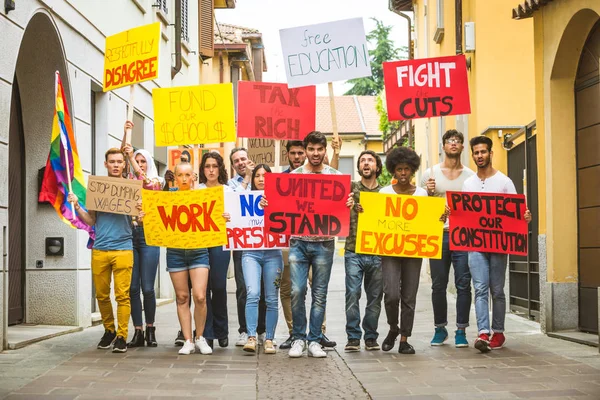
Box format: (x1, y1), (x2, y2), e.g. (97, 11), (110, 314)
(257, 333), (265, 346)
(178, 340), (195, 355)
(288, 340), (306, 358)
(308, 341), (327, 358)
(236, 332), (248, 347)
(195, 336), (213, 355)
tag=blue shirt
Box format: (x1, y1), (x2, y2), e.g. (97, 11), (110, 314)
(227, 174), (249, 192)
(93, 211), (133, 251)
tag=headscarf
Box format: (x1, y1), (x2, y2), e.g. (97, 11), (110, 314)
(132, 149), (164, 184)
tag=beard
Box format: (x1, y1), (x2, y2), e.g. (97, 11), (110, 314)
(444, 150), (461, 159)
(309, 155), (325, 166)
(359, 168), (374, 179)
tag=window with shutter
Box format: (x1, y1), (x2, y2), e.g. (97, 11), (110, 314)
(154, 0), (168, 14)
(181, 0), (189, 42)
(199, 0), (214, 58)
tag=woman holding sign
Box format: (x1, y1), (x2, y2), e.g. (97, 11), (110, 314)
(122, 128), (164, 348)
(241, 164), (283, 354)
(197, 152), (232, 349)
(166, 162), (213, 355)
(378, 147), (434, 355)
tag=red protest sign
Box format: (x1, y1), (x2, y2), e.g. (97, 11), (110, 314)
(237, 81), (316, 140)
(264, 173), (351, 237)
(447, 192), (528, 256)
(383, 55), (471, 121)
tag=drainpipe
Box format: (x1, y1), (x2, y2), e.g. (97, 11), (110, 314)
(171, 0), (182, 79)
(389, 0), (414, 148)
(219, 51), (224, 83)
(455, 0), (463, 54)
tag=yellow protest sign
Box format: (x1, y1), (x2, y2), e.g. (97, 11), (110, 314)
(356, 192), (445, 259)
(103, 22), (161, 91)
(153, 83), (236, 146)
(142, 187), (227, 249)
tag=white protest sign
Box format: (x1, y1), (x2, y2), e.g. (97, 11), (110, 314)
(224, 191), (289, 251)
(279, 18), (372, 88)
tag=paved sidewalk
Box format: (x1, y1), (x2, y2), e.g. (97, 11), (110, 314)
(1, 249), (599, 399)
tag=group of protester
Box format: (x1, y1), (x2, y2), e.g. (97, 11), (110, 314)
(68, 122), (531, 357)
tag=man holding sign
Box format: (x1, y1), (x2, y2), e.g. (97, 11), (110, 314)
(261, 131), (354, 358)
(421, 130), (475, 348)
(68, 148), (134, 354)
(459, 136), (531, 353)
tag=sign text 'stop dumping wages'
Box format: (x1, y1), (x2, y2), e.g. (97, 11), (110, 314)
(103, 22), (161, 91)
(279, 18), (372, 88)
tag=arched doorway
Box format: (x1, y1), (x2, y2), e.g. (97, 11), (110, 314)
(7, 11), (72, 326)
(574, 21), (600, 334)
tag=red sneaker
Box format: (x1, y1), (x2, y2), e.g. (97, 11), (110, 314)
(490, 333), (505, 349)
(474, 333), (491, 353)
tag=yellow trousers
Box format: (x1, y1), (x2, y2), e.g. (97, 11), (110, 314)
(280, 250), (326, 335)
(92, 250), (133, 339)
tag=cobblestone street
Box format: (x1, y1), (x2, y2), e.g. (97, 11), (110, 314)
(1, 249), (599, 399)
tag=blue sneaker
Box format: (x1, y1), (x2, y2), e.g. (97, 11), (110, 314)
(455, 330), (468, 348)
(430, 327), (448, 346)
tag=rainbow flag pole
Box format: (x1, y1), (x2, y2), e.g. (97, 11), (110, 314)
(56, 72), (76, 218)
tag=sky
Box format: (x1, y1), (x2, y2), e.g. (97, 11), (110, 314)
(215, 0), (412, 96)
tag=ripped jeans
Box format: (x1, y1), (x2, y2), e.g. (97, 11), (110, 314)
(242, 250), (283, 340)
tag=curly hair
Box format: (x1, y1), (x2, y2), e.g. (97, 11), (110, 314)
(199, 152), (228, 185)
(251, 164), (272, 191)
(357, 150), (383, 178)
(385, 147), (421, 175)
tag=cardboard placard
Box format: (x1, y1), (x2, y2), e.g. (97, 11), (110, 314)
(383, 55), (471, 121)
(85, 176), (143, 216)
(224, 191), (289, 250)
(264, 173), (351, 237)
(153, 83), (236, 146)
(103, 22), (161, 91)
(247, 139), (276, 167)
(279, 140), (289, 167)
(237, 82), (316, 140)
(447, 192), (528, 256)
(142, 186), (227, 249)
(279, 18), (371, 88)
(356, 192), (445, 259)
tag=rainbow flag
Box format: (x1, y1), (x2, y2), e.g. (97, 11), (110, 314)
(39, 71), (95, 248)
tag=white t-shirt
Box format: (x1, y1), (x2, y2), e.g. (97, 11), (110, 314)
(379, 185), (428, 196)
(462, 170), (517, 194)
(421, 164), (475, 229)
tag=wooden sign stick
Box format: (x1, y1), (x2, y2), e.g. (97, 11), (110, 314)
(328, 82), (339, 141)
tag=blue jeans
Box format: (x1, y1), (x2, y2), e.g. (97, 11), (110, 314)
(289, 239), (335, 342)
(430, 231), (471, 328)
(242, 250), (283, 340)
(468, 252), (508, 335)
(344, 251), (382, 340)
(204, 246), (231, 340)
(130, 226), (160, 326)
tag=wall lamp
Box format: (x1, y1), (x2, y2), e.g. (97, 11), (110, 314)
(45, 237), (65, 256)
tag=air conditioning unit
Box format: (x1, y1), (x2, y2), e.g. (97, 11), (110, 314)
(465, 22), (475, 52)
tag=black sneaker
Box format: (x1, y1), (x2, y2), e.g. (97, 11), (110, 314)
(344, 339), (360, 352)
(382, 330), (399, 352)
(97, 330), (116, 349)
(112, 336), (127, 353)
(320, 334), (337, 349)
(218, 337), (229, 348)
(398, 341), (415, 354)
(279, 335), (293, 350)
(127, 329), (145, 348)
(175, 330), (185, 347)
(365, 338), (380, 351)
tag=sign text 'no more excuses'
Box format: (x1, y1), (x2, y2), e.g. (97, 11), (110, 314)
(383, 55), (471, 120)
(264, 173), (351, 237)
(153, 83), (236, 146)
(356, 192), (444, 259)
(237, 82), (316, 140)
(280, 18), (372, 88)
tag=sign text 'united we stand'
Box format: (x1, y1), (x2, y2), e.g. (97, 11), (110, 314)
(383, 55), (471, 120)
(279, 18), (372, 88)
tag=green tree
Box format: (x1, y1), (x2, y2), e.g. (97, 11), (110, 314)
(345, 18), (406, 96)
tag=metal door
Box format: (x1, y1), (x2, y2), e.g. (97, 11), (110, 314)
(507, 122), (540, 321)
(8, 78), (25, 325)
